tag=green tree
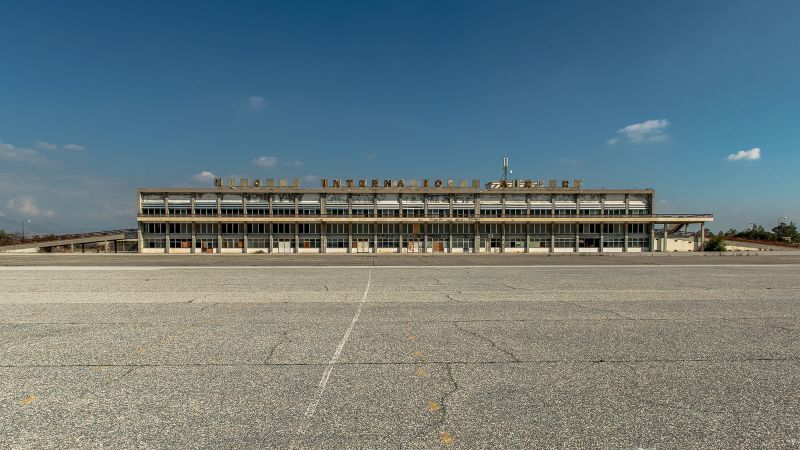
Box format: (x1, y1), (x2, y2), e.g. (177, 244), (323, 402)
(773, 222), (800, 243)
(704, 235), (726, 252)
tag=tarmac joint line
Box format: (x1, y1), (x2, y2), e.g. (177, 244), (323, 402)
(288, 267), (373, 449)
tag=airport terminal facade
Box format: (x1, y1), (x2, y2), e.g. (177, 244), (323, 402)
(136, 178), (713, 254)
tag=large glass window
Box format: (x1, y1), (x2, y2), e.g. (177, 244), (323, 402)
(554, 224), (575, 234)
(272, 206), (295, 216)
(143, 223), (166, 234)
(327, 238), (348, 248)
(554, 237), (575, 248)
(249, 238), (268, 248)
(196, 223), (218, 234)
(222, 238), (243, 249)
(195, 238), (217, 251)
(352, 208), (374, 218)
(627, 223), (647, 234)
(144, 238), (165, 248)
(530, 237), (550, 248)
(352, 223), (373, 234)
(169, 223), (191, 234)
(327, 223), (347, 234)
(221, 223), (243, 234)
(247, 223), (269, 234)
(169, 238), (192, 249)
(299, 224), (320, 234)
(141, 207), (165, 216)
(272, 223), (294, 234)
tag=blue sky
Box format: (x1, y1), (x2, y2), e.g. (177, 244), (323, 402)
(1, 0), (799, 233)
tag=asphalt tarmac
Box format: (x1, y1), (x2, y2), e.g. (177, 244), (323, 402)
(1, 254), (798, 448)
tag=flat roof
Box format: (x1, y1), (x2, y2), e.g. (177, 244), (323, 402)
(138, 187), (655, 195)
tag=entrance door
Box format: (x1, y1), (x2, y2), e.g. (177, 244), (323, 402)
(276, 239), (293, 254)
(353, 239), (371, 253)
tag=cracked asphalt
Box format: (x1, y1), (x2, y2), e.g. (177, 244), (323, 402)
(1, 255), (799, 448)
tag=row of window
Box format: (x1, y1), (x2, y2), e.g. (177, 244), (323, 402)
(142, 222), (653, 235)
(142, 207), (651, 217)
(145, 236), (652, 250)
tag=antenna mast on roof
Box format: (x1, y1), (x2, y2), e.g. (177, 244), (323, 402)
(501, 155), (510, 182)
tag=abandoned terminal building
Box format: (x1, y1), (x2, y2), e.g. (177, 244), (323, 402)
(136, 176), (713, 254)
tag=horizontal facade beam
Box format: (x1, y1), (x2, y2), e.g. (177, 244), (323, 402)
(137, 215), (712, 224)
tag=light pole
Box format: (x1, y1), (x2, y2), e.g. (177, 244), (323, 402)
(21, 218), (31, 242)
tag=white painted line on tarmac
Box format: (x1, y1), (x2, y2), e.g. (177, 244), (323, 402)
(289, 267), (373, 449)
(2, 264), (800, 271)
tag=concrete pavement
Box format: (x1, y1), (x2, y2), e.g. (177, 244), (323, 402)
(0, 258), (798, 448)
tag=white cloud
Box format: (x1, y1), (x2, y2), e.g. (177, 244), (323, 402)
(62, 144), (86, 151)
(303, 174), (319, 183)
(0, 209), (6, 217)
(0, 141), (42, 163)
(248, 96), (266, 110)
(36, 141), (57, 151)
(284, 160), (304, 167)
(253, 156), (278, 168)
(727, 147), (761, 161)
(191, 171), (217, 183)
(6, 197), (54, 217)
(609, 119), (670, 144)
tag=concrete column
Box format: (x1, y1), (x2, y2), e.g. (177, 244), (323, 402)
(526, 194), (531, 217)
(574, 223), (579, 252)
(699, 222), (705, 251)
(165, 224), (170, 254)
(550, 222), (555, 253)
(347, 223), (353, 254)
(623, 222), (629, 252)
(373, 224), (378, 254)
(398, 222), (404, 253)
(191, 222), (196, 253)
(650, 224), (656, 252)
(217, 223), (222, 254)
(423, 196), (429, 253)
(70, 244), (75, 253)
(448, 223), (453, 253)
(525, 222), (530, 253)
(242, 195), (248, 217)
(600, 223), (605, 252)
(268, 224), (273, 253)
(474, 222), (480, 254)
(624, 194), (629, 216)
(500, 224), (505, 253)
(243, 222), (248, 254)
(294, 223), (300, 254)
(663, 225), (668, 253)
(321, 222), (327, 254)
(423, 223), (428, 253)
